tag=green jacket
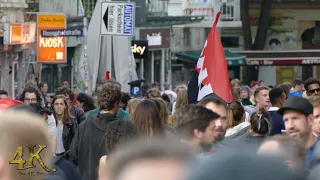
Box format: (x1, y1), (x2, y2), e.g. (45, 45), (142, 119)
(86, 108), (130, 121)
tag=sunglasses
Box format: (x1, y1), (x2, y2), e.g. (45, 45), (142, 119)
(309, 88), (320, 94)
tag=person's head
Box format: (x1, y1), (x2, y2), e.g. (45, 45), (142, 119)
(127, 98), (143, 119)
(232, 88), (240, 102)
(278, 83), (291, 98)
(198, 96), (227, 142)
(304, 78), (320, 96)
(269, 38), (281, 50)
(230, 79), (241, 90)
(254, 87), (270, 109)
(39, 82), (48, 93)
(76, 93), (96, 113)
(0, 90), (8, 99)
(51, 95), (71, 125)
(292, 78), (304, 92)
(61, 80), (69, 88)
(120, 92), (131, 111)
(132, 100), (164, 137)
(152, 82), (160, 90)
(141, 83), (150, 99)
(269, 88), (286, 107)
(106, 120), (138, 154)
(259, 80), (265, 87)
(104, 138), (193, 180)
(150, 98), (169, 126)
(240, 86), (250, 99)
(250, 81), (259, 93)
(279, 96), (314, 139)
(189, 149), (300, 180)
(161, 93), (170, 107)
(99, 120), (138, 180)
(21, 87), (41, 105)
(227, 102), (245, 128)
(176, 89), (188, 110)
(175, 105), (220, 152)
(258, 135), (307, 171)
(0, 111), (52, 180)
(147, 88), (161, 99)
(175, 84), (187, 94)
(250, 108), (270, 136)
(308, 96), (320, 136)
(55, 87), (74, 107)
(97, 81), (122, 114)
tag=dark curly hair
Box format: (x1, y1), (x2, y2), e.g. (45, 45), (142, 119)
(97, 82), (121, 111)
(21, 87), (42, 103)
(106, 120), (137, 154)
(55, 87), (74, 101)
(77, 93), (96, 112)
(304, 77), (320, 91)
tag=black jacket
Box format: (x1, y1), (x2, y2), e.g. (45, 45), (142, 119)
(62, 117), (78, 152)
(69, 113), (118, 180)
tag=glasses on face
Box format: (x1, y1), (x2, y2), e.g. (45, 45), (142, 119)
(24, 98), (37, 103)
(309, 88), (320, 94)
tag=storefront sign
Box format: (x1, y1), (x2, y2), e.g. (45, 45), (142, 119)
(3, 23), (36, 45)
(9, 24), (22, 44)
(22, 23), (36, 44)
(246, 59), (320, 65)
(37, 14), (66, 63)
(131, 40), (148, 59)
(140, 28), (170, 49)
(41, 28), (83, 37)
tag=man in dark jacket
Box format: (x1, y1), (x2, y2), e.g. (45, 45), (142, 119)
(268, 88), (286, 135)
(69, 81), (121, 180)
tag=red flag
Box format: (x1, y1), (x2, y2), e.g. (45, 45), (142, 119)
(195, 12), (233, 103)
(104, 70), (110, 83)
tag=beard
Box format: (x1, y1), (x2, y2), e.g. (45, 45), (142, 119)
(200, 141), (213, 152)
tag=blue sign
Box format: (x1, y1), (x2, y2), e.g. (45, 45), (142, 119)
(41, 28), (83, 37)
(123, 4), (134, 35)
(131, 87), (140, 96)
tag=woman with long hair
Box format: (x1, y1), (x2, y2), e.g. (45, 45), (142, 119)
(52, 95), (78, 157)
(132, 100), (165, 138)
(225, 102), (250, 137)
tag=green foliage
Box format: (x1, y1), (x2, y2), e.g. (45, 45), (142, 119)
(82, 0), (97, 16)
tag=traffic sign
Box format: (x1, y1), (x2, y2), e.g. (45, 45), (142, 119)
(101, 2), (135, 36)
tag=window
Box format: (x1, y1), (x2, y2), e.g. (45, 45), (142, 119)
(221, 36), (239, 48)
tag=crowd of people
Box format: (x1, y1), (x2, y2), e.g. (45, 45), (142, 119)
(0, 77), (320, 180)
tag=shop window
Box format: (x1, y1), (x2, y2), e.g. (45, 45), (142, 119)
(221, 36), (239, 48)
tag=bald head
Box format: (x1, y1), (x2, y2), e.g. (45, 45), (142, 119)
(258, 135), (306, 171)
(0, 111), (52, 180)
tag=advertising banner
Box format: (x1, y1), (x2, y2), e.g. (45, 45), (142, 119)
(37, 14), (66, 63)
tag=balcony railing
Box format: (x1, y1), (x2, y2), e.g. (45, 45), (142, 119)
(183, 0), (240, 21)
(147, 0), (168, 16)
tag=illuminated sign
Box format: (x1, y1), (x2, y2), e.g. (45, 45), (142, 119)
(37, 14), (67, 63)
(131, 40), (148, 59)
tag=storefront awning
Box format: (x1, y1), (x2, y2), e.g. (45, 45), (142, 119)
(176, 49), (246, 66)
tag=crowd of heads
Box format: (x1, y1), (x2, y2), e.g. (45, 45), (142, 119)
(1, 77), (320, 180)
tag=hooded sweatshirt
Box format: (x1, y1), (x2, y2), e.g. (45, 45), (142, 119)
(69, 113), (118, 180)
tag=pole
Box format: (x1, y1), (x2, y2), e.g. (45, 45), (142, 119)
(127, 0), (133, 83)
(83, 16), (89, 94)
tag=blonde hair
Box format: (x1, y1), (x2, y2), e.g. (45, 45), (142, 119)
(0, 111), (52, 180)
(148, 88), (161, 98)
(152, 98), (169, 126)
(127, 98), (143, 118)
(176, 89), (188, 110)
